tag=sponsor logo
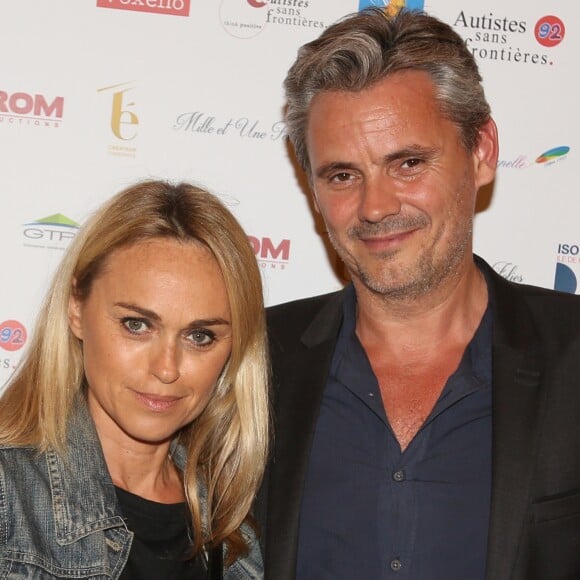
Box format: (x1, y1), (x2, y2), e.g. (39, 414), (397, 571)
(0, 90), (64, 128)
(535, 146), (569, 165)
(534, 15), (565, 48)
(358, 0), (424, 16)
(23, 214), (79, 250)
(492, 261), (523, 283)
(248, 236), (291, 269)
(98, 81), (139, 157)
(220, 0), (325, 39)
(173, 110), (286, 141)
(497, 145), (569, 170)
(220, 0), (268, 38)
(265, 1), (325, 30)
(454, 11), (565, 67)
(554, 243), (579, 294)
(496, 155), (532, 169)
(96, 0), (190, 17)
(0, 319), (27, 389)
(0, 320), (27, 352)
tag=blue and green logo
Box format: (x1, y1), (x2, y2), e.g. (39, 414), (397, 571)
(536, 146), (570, 165)
(359, 0), (425, 13)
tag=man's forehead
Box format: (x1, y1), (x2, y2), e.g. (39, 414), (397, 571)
(309, 70), (438, 109)
(306, 73), (451, 150)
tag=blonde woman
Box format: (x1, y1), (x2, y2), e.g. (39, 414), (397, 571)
(0, 181), (269, 579)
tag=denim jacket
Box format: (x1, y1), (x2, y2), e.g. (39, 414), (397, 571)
(0, 397), (263, 579)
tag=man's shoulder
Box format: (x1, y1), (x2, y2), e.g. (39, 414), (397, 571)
(267, 289), (344, 319)
(516, 282), (580, 335)
(494, 272), (580, 314)
(266, 289), (344, 343)
(488, 265), (580, 344)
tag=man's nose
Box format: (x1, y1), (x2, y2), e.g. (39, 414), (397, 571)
(358, 175), (401, 223)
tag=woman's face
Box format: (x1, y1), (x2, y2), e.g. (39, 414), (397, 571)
(68, 237), (232, 448)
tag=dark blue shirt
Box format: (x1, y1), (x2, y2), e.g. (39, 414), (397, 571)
(296, 284), (492, 580)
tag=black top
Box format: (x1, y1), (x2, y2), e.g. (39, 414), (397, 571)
(296, 283), (493, 580)
(116, 486), (207, 579)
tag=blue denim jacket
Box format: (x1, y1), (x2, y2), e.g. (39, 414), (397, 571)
(0, 397), (263, 579)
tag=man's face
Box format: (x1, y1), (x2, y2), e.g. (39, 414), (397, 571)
(306, 70), (496, 299)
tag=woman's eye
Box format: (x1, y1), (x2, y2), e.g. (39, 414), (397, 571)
(122, 318), (148, 334)
(188, 329), (215, 347)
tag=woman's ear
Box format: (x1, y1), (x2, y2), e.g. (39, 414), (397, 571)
(68, 283), (84, 340)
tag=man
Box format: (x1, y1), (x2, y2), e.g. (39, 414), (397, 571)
(256, 8), (580, 580)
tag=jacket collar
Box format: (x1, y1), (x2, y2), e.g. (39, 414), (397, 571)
(300, 289), (345, 348)
(477, 258), (546, 579)
(264, 289), (345, 579)
(47, 394), (128, 545)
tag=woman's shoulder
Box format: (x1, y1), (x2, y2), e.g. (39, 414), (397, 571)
(224, 521), (264, 580)
(0, 443), (41, 467)
(0, 445), (51, 499)
(0, 444), (43, 467)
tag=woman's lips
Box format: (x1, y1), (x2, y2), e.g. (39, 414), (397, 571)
(133, 391), (183, 412)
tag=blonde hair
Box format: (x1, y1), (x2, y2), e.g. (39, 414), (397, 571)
(0, 180), (269, 561)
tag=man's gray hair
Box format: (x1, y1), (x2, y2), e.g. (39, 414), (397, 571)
(284, 8), (491, 173)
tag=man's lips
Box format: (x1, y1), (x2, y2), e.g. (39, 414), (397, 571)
(358, 228), (419, 250)
(133, 391), (183, 412)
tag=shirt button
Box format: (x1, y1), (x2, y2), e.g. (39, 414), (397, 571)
(390, 559), (403, 571)
(392, 469), (405, 482)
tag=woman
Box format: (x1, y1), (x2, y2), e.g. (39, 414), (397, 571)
(0, 181), (269, 578)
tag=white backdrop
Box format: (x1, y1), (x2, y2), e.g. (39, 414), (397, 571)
(1, 0), (578, 389)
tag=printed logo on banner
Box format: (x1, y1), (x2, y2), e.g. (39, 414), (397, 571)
(454, 11), (566, 67)
(0, 90), (64, 128)
(534, 15), (565, 48)
(220, 0), (268, 38)
(248, 235), (291, 270)
(358, 0), (424, 16)
(535, 146), (570, 165)
(96, 0), (190, 17)
(173, 110), (287, 142)
(22, 214), (79, 250)
(497, 145), (570, 170)
(0, 320), (27, 353)
(97, 81), (139, 157)
(0, 320), (27, 386)
(492, 261), (524, 283)
(219, 0), (325, 38)
(554, 243), (580, 294)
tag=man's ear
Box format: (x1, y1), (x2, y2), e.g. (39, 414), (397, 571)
(68, 285), (84, 340)
(311, 190), (321, 214)
(472, 117), (499, 189)
(307, 171), (321, 214)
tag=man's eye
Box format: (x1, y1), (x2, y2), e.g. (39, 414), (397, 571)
(188, 329), (215, 347)
(402, 158), (422, 169)
(331, 172), (352, 182)
(122, 318), (149, 334)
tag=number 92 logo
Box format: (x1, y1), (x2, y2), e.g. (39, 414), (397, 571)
(535, 15), (565, 48)
(0, 320), (27, 352)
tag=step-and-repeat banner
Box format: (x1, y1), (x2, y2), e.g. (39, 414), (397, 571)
(1, 0), (577, 389)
